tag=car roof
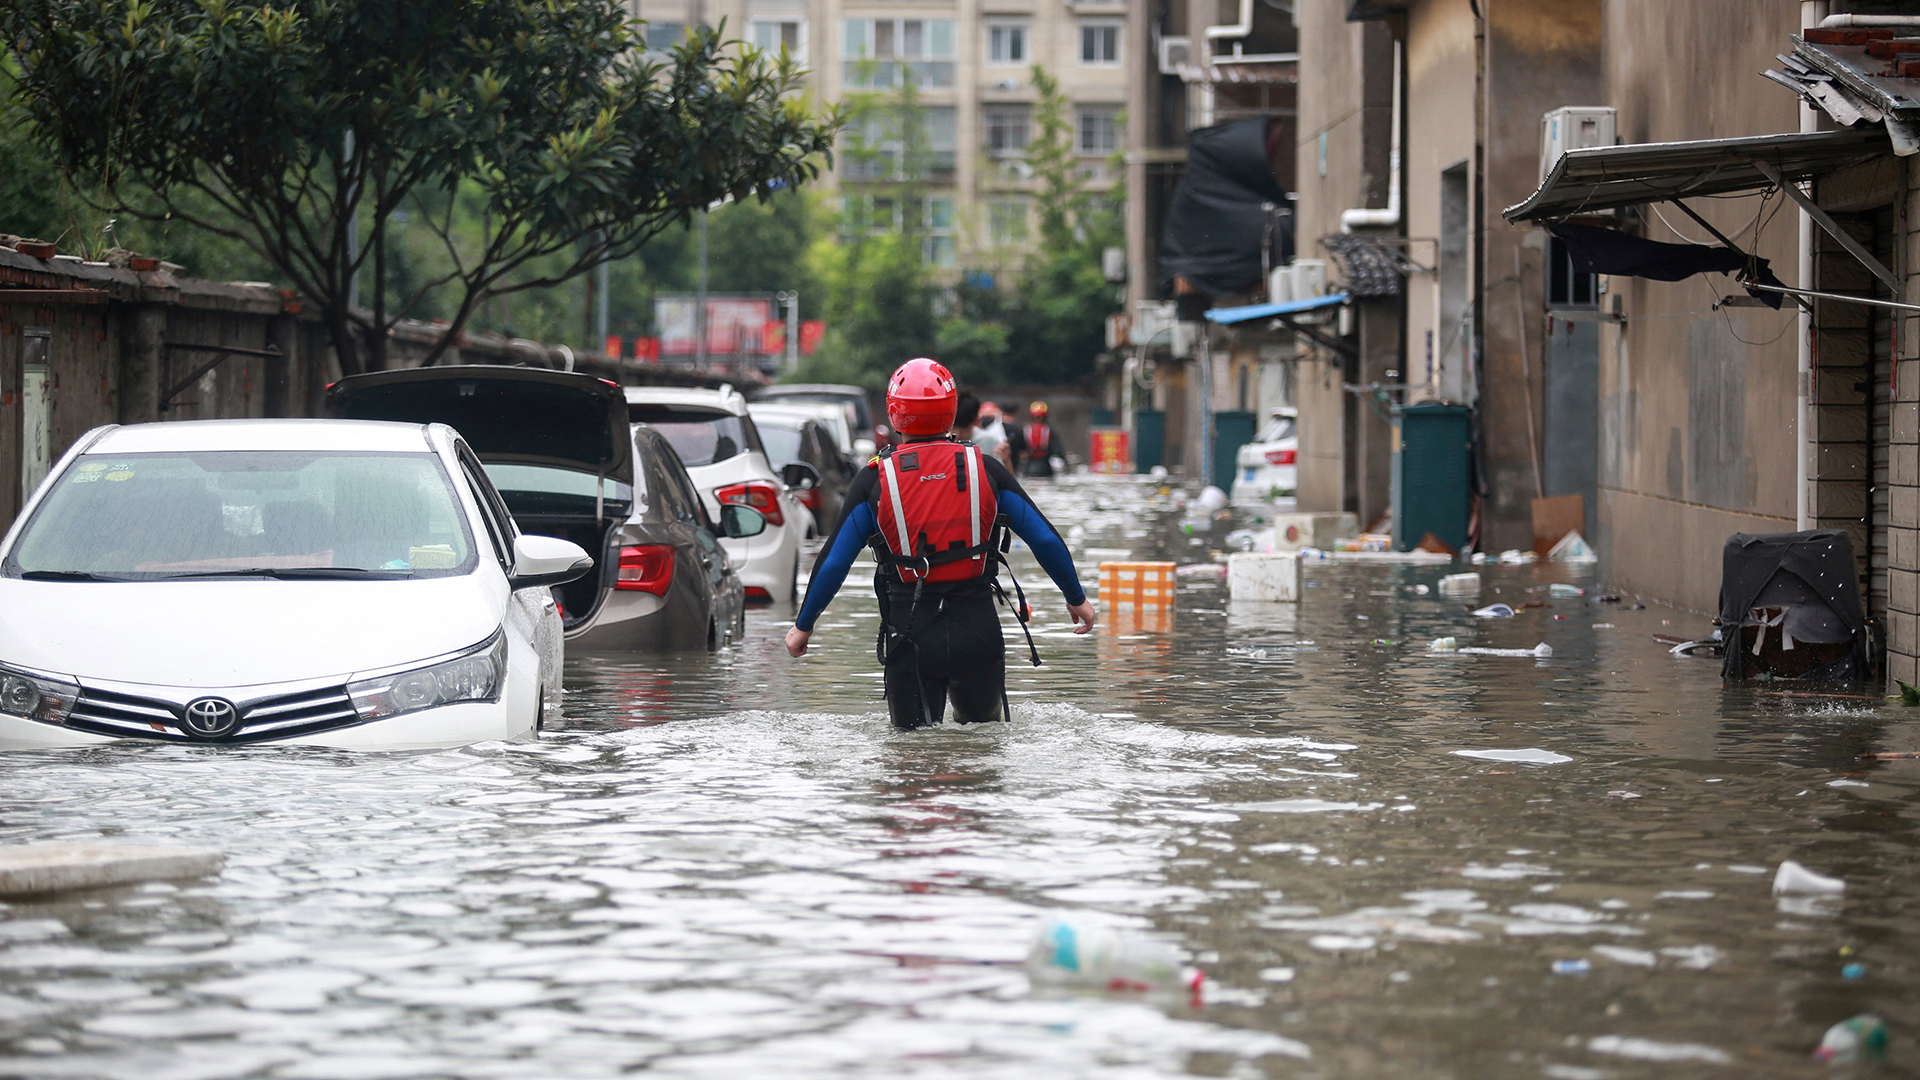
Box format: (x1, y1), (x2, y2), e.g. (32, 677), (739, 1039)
(86, 419), (436, 455)
(749, 403), (833, 423)
(753, 384), (864, 397)
(622, 385), (748, 415)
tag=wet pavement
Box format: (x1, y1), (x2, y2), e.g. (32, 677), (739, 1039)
(2, 474), (1918, 1079)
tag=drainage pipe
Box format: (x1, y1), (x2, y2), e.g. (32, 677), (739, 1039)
(1340, 39), (1402, 232)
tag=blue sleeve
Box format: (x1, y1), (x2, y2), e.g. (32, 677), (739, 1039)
(1000, 489), (1087, 606)
(794, 501), (875, 632)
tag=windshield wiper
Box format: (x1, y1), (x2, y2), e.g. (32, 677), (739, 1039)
(17, 570), (131, 582)
(155, 567), (415, 580)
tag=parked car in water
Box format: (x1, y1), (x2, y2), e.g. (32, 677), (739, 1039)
(748, 383), (878, 457)
(0, 418), (593, 750)
(749, 403), (859, 533)
(327, 367), (759, 650)
(624, 385), (817, 604)
(1231, 408), (1299, 504)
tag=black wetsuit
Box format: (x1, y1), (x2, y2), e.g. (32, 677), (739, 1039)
(794, 439), (1086, 729)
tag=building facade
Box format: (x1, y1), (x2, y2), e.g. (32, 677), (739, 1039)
(632, 0), (1131, 268)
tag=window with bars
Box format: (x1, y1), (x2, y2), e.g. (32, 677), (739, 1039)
(840, 107), (957, 182)
(1077, 107), (1120, 154)
(988, 198), (1030, 246)
(984, 106), (1030, 157)
(1079, 22), (1119, 64)
(843, 19), (956, 88)
(645, 21), (686, 54)
(987, 23), (1028, 64)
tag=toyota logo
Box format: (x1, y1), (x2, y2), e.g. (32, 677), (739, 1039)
(182, 697), (240, 739)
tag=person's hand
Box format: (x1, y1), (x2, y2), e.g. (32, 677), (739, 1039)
(785, 626), (812, 657)
(1068, 600), (1097, 634)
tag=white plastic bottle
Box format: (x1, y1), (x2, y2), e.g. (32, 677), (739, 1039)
(1026, 915), (1204, 997)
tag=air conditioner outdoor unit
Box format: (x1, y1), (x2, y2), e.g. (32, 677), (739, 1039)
(1158, 36), (1191, 76)
(1268, 266), (1293, 305)
(1133, 301), (1179, 353)
(1290, 259), (1326, 300)
(1540, 106), (1615, 182)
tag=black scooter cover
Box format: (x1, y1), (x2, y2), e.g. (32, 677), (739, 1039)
(1718, 530), (1869, 682)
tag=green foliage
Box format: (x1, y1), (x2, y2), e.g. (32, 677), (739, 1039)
(1026, 65), (1078, 250)
(4, 0), (841, 372)
(792, 219), (936, 390)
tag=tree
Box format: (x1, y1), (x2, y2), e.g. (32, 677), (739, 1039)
(4, 0), (840, 373)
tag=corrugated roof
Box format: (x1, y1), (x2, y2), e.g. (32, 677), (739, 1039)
(1204, 292), (1347, 324)
(1503, 127), (1889, 222)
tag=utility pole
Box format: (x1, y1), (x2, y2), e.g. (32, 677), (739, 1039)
(594, 234), (610, 357)
(776, 290), (799, 371)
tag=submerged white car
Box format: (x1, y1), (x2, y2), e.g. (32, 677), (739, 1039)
(0, 419), (593, 751)
(1231, 408), (1299, 504)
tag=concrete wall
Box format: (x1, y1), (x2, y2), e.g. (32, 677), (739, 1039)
(1595, 0), (1802, 612)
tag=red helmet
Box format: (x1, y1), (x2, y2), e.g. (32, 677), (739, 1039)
(886, 358), (958, 436)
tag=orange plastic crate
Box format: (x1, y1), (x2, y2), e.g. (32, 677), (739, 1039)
(1097, 561), (1177, 611)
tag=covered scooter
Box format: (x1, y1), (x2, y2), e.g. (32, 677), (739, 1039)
(1718, 530), (1870, 682)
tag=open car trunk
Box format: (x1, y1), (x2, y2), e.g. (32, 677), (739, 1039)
(326, 367), (634, 631)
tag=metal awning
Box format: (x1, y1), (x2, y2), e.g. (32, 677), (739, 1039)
(1504, 128), (1890, 222)
(1205, 292), (1347, 324)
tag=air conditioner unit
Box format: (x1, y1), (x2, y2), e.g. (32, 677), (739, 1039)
(1157, 36), (1191, 76)
(1540, 106), (1615, 182)
(1268, 266), (1294, 305)
(1290, 259), (1326, 300)
(1133, 300), (1178, 352)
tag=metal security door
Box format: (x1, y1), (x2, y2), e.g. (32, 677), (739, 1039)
(20, 328), (51, 501)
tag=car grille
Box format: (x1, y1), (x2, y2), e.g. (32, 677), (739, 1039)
(65, 684), (363, 744)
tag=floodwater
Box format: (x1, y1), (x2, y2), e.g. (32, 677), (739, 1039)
(2, 474), (1918, 1080)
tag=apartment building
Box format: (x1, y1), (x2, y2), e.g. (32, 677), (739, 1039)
(631, 0), (1131, 268)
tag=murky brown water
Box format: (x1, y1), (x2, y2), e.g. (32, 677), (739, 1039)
(1, 474), (1916, 1079)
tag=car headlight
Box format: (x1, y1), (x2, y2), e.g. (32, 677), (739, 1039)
(347, 632), (506, 721)
(0, 664), (80, 726)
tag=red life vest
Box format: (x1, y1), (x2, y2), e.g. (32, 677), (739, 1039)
(874, 441), (998, 583)
(1026, 422), (1051, 457)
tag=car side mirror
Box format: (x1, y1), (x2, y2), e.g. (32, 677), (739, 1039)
(509, 534), (594, 589)
(853, 437), (876, 459)
(780, 461), (820, 491)
(720, 503), (768, 539)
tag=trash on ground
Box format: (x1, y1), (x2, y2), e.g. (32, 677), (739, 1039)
(1860, 750), (1920, 760)
(1667, 637), (1724, 658)
(1430, 637), (1458, 652)
(1471, 603), (1516, 618)
(1548, 531), (1598, 563)
(1497, 549), (1538, 565)
(1596, 594), (1623, 603)
(1194, 486), (1230, 513)
(0, 842), (225, 895)
(1228, 552), (1302, 602)
(1812, 1014), (1887, 1064)
(1773, 860), (1846, 896)
(1842, 962), (1866, 980)
(1027, 915), (1204, 998)
(1463, 643), (1552, 658)
(1548, 583), (1585, 598)
(1550, 958), (1592, 974)
(1176, 562), (1229, 580)
(1592, 622), (1615, 629)
(1453, 748), (1573, 764)
(1438, 572), (1481, 595)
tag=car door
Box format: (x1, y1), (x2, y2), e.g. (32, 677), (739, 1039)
(659, 441), (742, 641)
(456, 440), (563, 722)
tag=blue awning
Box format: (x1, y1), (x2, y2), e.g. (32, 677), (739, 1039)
(1204, 292), (1348, 324)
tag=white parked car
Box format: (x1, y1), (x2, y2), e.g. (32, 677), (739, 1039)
(1231, 408), (1299, 504)
(624, 386), (816, 604)
(0, 419), (592, 750)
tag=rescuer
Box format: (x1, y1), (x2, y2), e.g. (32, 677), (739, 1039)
(784, 359), (1096, 729)
(1023, 400), (1054, 478)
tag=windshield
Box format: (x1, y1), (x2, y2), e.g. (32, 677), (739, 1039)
(757, 424), (804, 468)
(482, 464), (636, 518)
(7, 452), (475, 579)
(1256, 416), (1297, 443)
(628, 404), (764, 467)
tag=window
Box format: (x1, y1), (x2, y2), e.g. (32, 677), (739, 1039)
(625, 405), (764, 467)
(984, 106), (1030, 157)
(645, 21), (685, 54)
(987, 22), (1027, 64)
(925, 198), (956, 267)
(988, 198), (1030, 246)
(840, 107), (956, 182)
(749, 19), (806, 62)
(1078, 107), (1120, 154)
(1079, 21), (1119, 64)
(843, 19), (956, 88)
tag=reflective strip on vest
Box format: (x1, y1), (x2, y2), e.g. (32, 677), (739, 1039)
(881, 453), (913, 560)
(966, 445), (982, 553)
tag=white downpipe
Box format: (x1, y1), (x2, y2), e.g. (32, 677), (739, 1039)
(1819, 13), (1920, 27)
(1205, 0), (1253, 47)
(1800, 0), (1828, 530)
(1340, 40), (1402, 233)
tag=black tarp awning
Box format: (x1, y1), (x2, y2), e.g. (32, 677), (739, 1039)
(1158, 117), (1292, 296)
(1503, 128), (1889, 222)
(1547, 222), (1788, 308)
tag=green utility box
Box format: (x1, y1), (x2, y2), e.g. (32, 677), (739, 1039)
(1391, 402), (1472, 553)
(1212, 410), (1255, 492)
(1133, 409), (1166, 474)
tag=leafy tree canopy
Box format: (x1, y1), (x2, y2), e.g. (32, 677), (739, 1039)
(3, 0), (841, 372)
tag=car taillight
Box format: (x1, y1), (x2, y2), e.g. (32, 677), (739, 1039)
(744, 586), (773, 602)
(1265, 449), (1296, 466)
(715, 481), (785, 526)
(798, 486), (822, 512)
(615, 545), (675, 596)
